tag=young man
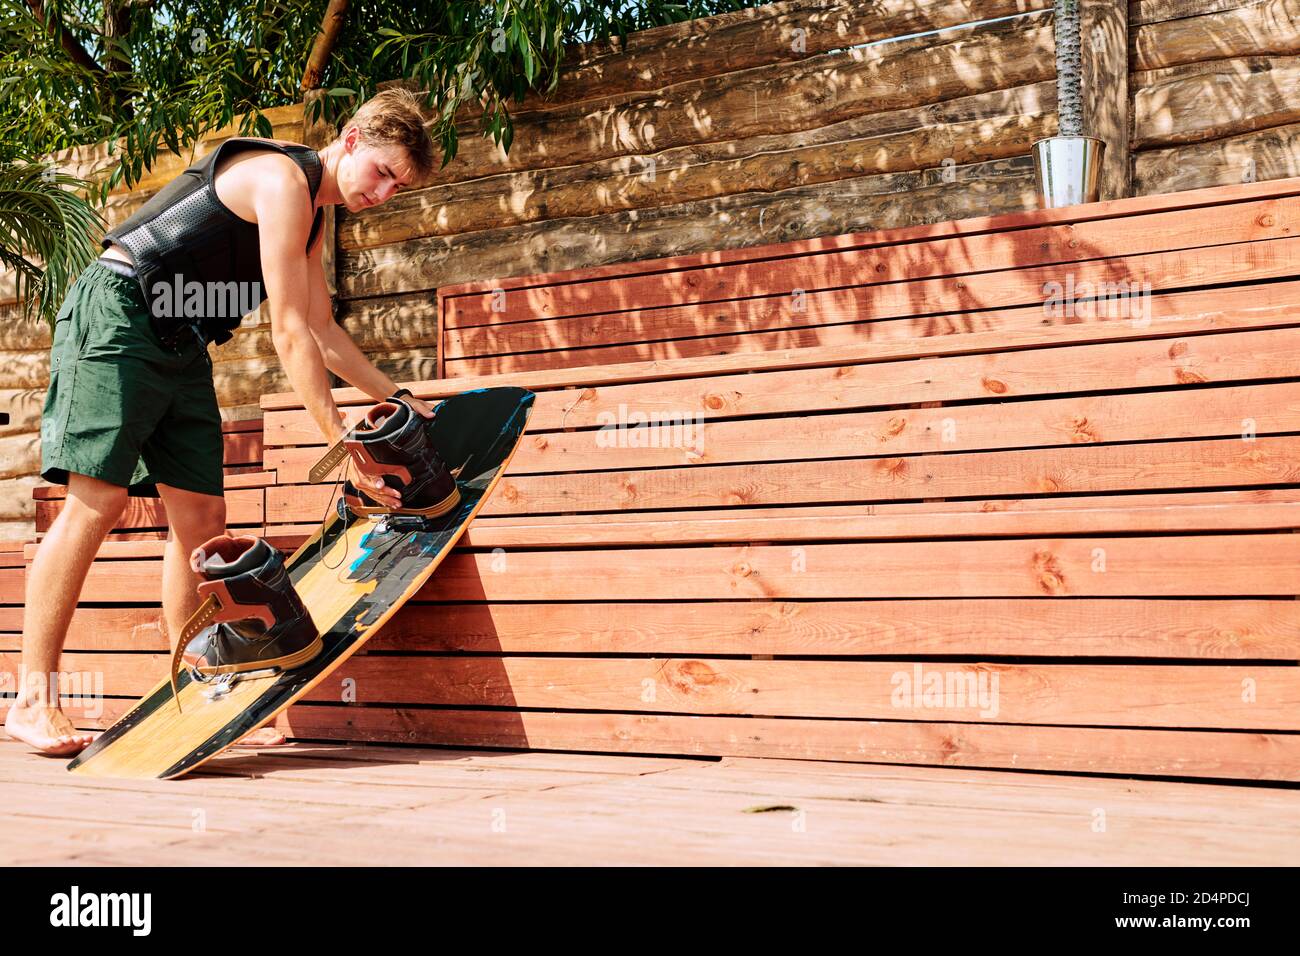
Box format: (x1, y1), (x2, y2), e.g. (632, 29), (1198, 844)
(5, 88), (437, 756)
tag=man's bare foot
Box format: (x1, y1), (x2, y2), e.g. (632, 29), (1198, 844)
(233, 725), (287, 747)
(3, 702), (96, 756)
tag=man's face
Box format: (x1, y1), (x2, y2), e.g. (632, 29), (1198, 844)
(340, 130), (414, 212)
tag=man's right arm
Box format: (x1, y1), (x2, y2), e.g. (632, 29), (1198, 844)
(255, 168), (345, 445)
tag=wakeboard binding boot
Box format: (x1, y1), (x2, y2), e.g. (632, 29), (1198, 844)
(169, 535), (322, 708)
(341, 398), (461, 518)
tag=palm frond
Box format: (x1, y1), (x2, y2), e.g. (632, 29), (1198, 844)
(0, 160), (105, 328)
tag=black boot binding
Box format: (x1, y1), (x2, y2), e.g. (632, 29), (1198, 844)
(170, 535), (322, 708)
(341, 398), (461, 518)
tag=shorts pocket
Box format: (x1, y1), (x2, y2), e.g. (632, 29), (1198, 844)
(47, 293), (81, 373)
(42, 330), (79, 461)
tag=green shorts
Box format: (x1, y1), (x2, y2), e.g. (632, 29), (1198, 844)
(40, 261), (224, 498)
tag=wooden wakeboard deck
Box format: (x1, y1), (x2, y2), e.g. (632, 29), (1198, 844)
(66, 387), (534, 780)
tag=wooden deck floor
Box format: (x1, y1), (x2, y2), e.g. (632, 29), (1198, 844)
(2, 738), (1296, 865)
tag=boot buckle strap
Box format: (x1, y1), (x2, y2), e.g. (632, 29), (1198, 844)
(344, 438), (413, 486)
(196, 578), (278, 630)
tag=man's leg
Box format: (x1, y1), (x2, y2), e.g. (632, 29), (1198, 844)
(156, 483), (226, 659)
(155, 483), (285, 747)
(3, 473), (126, 755)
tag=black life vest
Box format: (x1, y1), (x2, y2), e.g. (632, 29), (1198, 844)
(101, 138), (324, 346)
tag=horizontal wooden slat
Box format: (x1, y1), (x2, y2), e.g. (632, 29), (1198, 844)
(273, 708), (1300, 782)
(57, 492), (1300, 555)
(0, 390), (44, 437)
(41, 489), (1300, 566)
(9, 696), (1298, 782)
(0, 510), (37, 540)
(222, 430), (263, 466)
(6, 595), (1299, 660)
(293, 498), (1300, 549)
(66, 533), (1300, 603)
(222, 471), (276, 489)
(276, 378), (1300, 481)
(425, 534), (1300, 601)
(268, 433), (1300, 521)
(0, 605), (155, 648)
(12, 652), (1300, 731)
(1129, 0), (1264, 28)
(1132, 0), (1300, 71)
(1132, 56), (1300, 151)
(0, 348), (50, 390)
(1135, 119), (1300, 196)
(219, 418), (263, 433)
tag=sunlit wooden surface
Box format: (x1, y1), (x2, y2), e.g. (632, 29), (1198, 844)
(3, 738), (1297, 866)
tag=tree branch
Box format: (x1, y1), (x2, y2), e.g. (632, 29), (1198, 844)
(103, 0), (135, 120)
(300, 0), (350, 92)
(24, 0), (108, 79)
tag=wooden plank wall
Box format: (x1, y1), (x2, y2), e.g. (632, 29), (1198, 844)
(208, 175), (1300, 781)
(1131, 0), (1300, 193)
(5, 176), (1298, 780)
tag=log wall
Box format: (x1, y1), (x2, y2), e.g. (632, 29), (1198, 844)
(1131, 0), (1300, 194)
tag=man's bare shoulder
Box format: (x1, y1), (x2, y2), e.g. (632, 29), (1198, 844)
(215, 147), (311, 226)
(216, 138), (308, 180)
(244, 149), (311, 196)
